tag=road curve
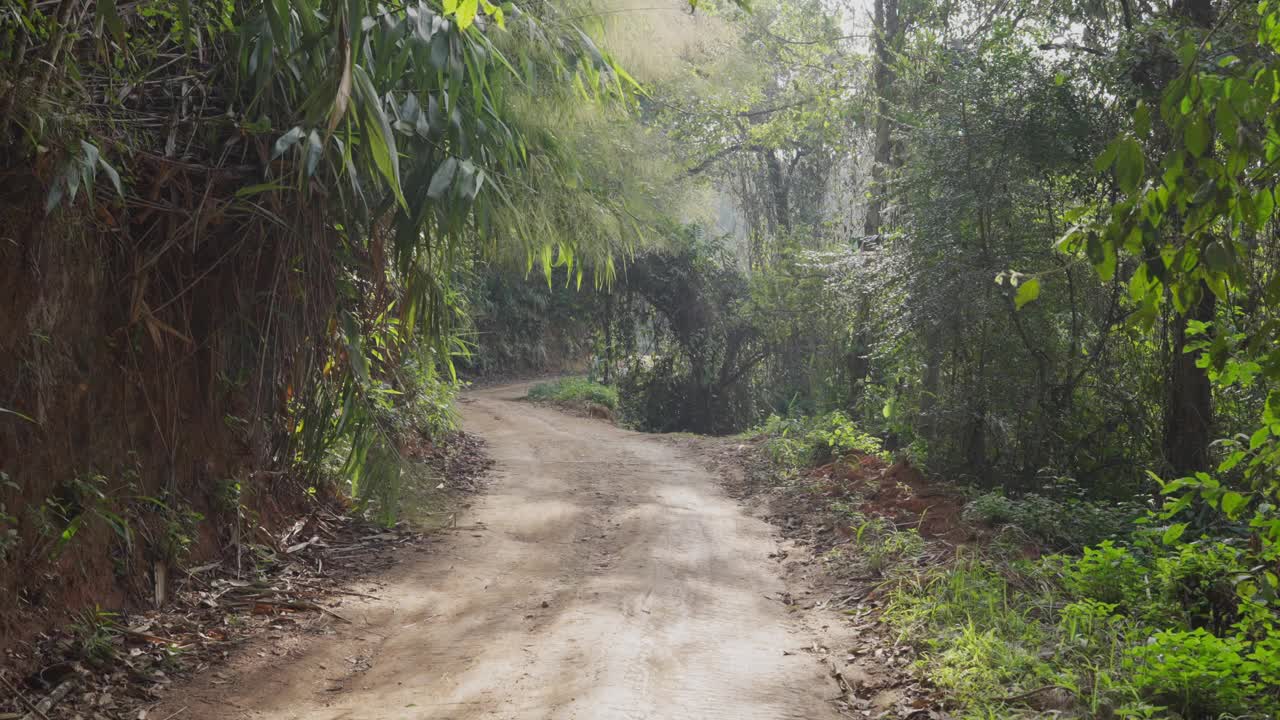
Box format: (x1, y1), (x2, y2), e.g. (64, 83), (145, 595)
(168, 382), (843, 719)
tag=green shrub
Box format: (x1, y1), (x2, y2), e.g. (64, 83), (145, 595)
(963, 491), (1137, 549)
(757, 411), (890, 470)
(397, 358), (460, 439)
(1247, 635), (1280, 705)
(931, 622), (1049, 706)
(527, 377), (619, 409)
(1127, 628), (1257, 718)
(1155, 542), (1247, 634)
(963, 491), (1019, 525)
(757, 414), (813, 469)
(883, 536), (1278, 718)
(1062, 541), (1147, 608)
(810, 411), (890, 463)
(1058, 598), (1127, 653)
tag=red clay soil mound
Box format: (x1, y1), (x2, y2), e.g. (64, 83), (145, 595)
(809, 456), (972, 544)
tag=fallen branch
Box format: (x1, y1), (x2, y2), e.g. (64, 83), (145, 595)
(13, 677), (75, 720)
(249, 600), (353, 624)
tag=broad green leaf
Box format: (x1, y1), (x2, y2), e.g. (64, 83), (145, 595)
(1202, 241), (1231, 272)
(1134, 101), (1151, 136)
(65, 161), (81, 202)
(1251, 426), (1272, 450)
(456, 0), (478, 29)
(1014, 277), (1041, 309)
(1221, 491), (1249, 517)
(1086, 233), (1117, 281)
(1256, 188), (1275, 226)
(95, 0), (127, 46)
(44, 178), (65, 213)
(1094, 140), (1119, 174)
(1163, 522), (1188, 545)
(1115, 138), (1144, 193)
(306, 130), (324, 177)
(1186, 116), (1211, 157)
(80, 140), (99, 170)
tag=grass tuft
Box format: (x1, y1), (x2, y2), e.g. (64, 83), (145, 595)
(527, 377), (619, 410)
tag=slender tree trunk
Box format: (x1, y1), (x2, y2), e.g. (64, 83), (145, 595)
(763, 151), (791, 238)
(1165, 287), (1215, 476)
(1159, 0), (1215, 478)
(846, 0), (899, 409)
(603, 292), (613, 384)
(864, 0), (898, 240)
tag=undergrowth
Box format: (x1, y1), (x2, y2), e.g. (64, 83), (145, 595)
(884, 536), (1280, 719)
(757, 411), (891, 470)
(754, 413), (1280, 719)
(527, 377), (619, 410)
(963, 490), (1142, 550)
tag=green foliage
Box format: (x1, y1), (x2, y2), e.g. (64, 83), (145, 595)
(885, 560), (1059, 709)
(528, 377), (619, 410)
(964, 492), (1139, 550)
(808, 412), (891, 464)
(861, 527), (924, 575)
(758, 412), (890, 470)
(1063, 0), (1280, 581)
(2, 0), (668, 551)
(136, 494), (205, 565)
(884, 534), (1280, 719)
(460, 265), (601, 377)
(1126, 629), (1264, 718)
(70, 606), (119, 663)
(1154, 542), (1249, 633)
(611, 230), (765, 434)
(1062, 541), (1146, 608)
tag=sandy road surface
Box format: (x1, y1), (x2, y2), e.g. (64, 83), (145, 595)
(168, 383), (844, 720)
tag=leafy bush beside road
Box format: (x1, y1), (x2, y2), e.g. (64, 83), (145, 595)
(528, 378), (619, 410)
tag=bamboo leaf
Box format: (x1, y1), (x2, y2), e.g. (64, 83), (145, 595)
(353, 64), (406, 208)
(306, 130), (324, 177)
(236, 182), (291, 197)
(98, 158), (123, 197)
(427, 157), (459, 199)
(272, 127), (305, 160)
(327, 28), (354, 140)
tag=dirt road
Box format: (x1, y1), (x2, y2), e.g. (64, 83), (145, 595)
(169, 383), (845, 719)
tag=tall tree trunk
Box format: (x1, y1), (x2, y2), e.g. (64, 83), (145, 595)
(763, 150), (792, 238)
(1158, 0), (1215, 478)
(1165, 287), (1216, 476)
(846, 0), (899, 407)
(864, 0), (898, 239)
